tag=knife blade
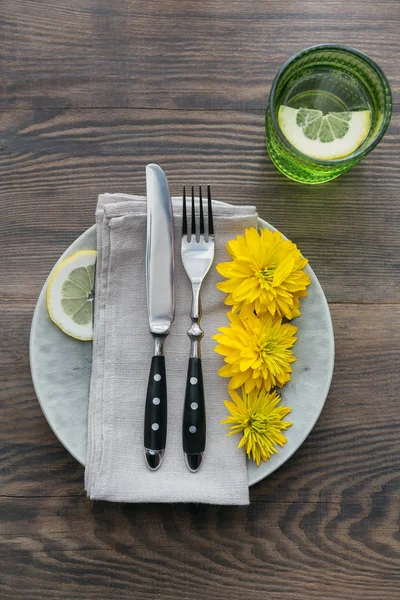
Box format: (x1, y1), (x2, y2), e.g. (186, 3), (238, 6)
(144, 164), (175, 470)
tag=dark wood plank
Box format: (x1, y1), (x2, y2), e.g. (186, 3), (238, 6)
(1, 496), (400, 600)
(1, 0), (399, 110)
(0, 106), (399, 303)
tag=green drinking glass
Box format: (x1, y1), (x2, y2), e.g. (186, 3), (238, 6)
(266, 44), (392, 184)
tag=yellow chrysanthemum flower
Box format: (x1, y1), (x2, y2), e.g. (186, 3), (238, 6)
(216, 227), (311, 320)
(213, 311), (297, 393)
(221, 387), (292, 465)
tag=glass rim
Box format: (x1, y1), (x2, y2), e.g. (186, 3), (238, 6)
(268, 43), (392, 166)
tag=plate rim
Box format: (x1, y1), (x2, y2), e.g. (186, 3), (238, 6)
(30, 207), (335, 487)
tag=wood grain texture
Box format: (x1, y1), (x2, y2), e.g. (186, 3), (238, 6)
(0, 498), (400, 600)
(1, 0), (399, 110)
(0, 105), (399, 303)
(1, 0), (400, 598)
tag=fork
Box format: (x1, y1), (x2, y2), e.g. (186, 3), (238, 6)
(181, 185), (215, 472)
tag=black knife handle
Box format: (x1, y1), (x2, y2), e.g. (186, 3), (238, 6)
(144, 355), (167, 452)
(182, 358), (206, 455)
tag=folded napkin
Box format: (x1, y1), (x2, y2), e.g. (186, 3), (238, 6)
(85, 193), (258, 504)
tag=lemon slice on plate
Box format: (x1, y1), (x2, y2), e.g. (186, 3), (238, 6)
(278, 105), (371, 160)
(46, 250), (97, 341)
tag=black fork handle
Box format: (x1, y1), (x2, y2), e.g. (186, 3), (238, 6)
(182, 358), (206, 471)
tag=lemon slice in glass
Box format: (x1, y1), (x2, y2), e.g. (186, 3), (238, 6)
(278, 105), (371, 160)
(46, 250), (97, 341)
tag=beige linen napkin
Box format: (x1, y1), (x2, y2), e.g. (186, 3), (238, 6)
(85, 193), (258, 504)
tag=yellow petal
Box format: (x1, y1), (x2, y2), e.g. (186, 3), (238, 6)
(244, 377), (258, 394)
(216, 280), (237, 293)
(228, 388), (244, 404)
(273, 257), (294, 286)
(218, 364), (233, 377)
(229, 371), (250, 389)
(244, 228), (262, 259)
(239, 357), (257, 372)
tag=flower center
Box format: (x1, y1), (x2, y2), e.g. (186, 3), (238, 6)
(260, 339), (275, 360)
(256, 265), (276, 287)
(247, 413), (271, 432)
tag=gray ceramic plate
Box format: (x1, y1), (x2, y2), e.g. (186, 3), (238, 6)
(30, 209), (334, 487)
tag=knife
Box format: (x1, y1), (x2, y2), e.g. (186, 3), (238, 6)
(144, 164), (175, 470)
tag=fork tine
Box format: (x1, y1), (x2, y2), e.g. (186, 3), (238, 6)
(207, 185), (214, 236)
(182, 186), (187, 236)
(199, 186), (205, 235)
(191, 186), (196, 236)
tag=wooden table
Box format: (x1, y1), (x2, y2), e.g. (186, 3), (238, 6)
(1, 1), (399, 598)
